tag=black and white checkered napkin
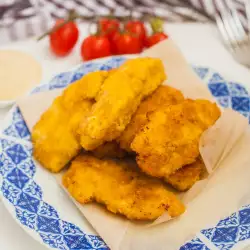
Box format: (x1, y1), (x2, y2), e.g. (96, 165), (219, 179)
(0, 0), (247, 44)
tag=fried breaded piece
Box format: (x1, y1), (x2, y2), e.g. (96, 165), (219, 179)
(165, 158), (204, 191)
(32, 71), (108, 173)
(92, 141), (127, 159)
(78, 58), (166, 150)
(131, 99), (221, 178)
(119, 58), (166, 96)
(118, 85), (184, 152)
(62, 71), (109, 107)
(32, 98), (92, 173)
(63, 155), (185, 220)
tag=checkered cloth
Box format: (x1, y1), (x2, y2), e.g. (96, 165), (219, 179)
(0, 0), (247, 44)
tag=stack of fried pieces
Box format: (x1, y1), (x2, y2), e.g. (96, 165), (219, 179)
(32, 57), (221, 221)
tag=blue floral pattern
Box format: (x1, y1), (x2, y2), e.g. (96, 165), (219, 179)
(1, 56), (250, 250)
(0, 138), (108, 250)
(3, 108), (30, 141)
(180, 237), (210, 250)
(200, 204), (250, 250)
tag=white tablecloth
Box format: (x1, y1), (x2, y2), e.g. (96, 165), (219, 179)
(0, 23), (249, 250)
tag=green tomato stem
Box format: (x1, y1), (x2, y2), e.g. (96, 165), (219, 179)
(37, 13), (78, 41)
(150, 18), (164, 33)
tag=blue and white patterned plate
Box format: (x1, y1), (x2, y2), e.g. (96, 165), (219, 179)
(1, 56), (250, 250)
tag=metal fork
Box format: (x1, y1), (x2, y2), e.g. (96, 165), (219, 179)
(216, 3), (250, 67)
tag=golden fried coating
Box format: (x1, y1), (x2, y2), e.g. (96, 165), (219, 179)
(165, 158), (204, 191)
(62, 71), (109, 108)
(131, 99), (221, 178)
(63, 155), (185, 220)
(32, 71), (108, 173)
(119, 57), (166, 96)
(92, 141), (127, 159)
(118, 85), (184, 152)
(78, 58), (166, 150)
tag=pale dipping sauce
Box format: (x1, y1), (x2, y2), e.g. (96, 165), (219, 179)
(0, 50), (42, 100)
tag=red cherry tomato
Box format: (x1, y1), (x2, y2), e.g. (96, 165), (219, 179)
(81, 35), (112, 61)
(50, 19), (79, 57)
(125, 20), (146, 45)
(146, 32), (168, 48)
(112, 32), (143, 55)
(110, 31), (120, 54)
(99, 18), (120, 40)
